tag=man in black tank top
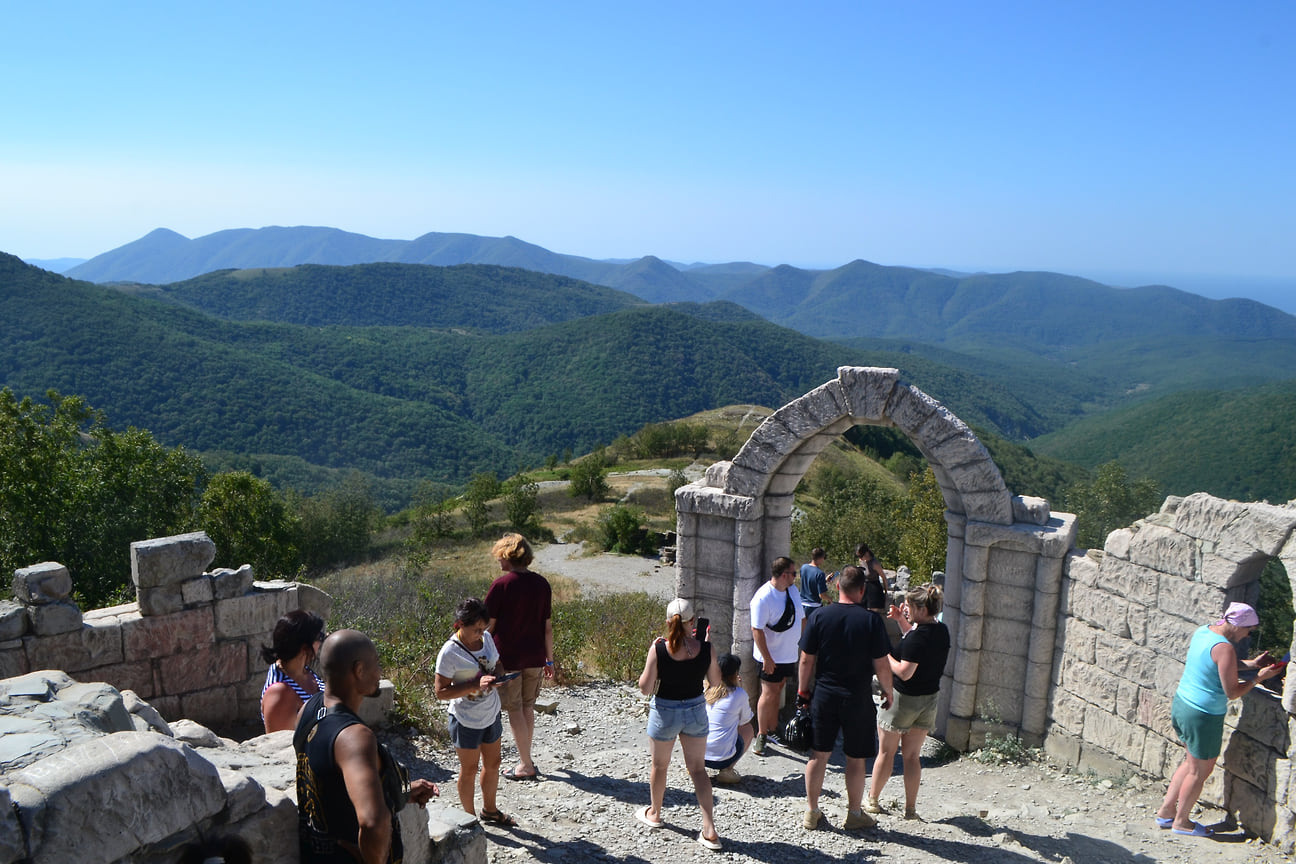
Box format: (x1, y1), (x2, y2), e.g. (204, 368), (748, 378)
(295, 630), (439, 863)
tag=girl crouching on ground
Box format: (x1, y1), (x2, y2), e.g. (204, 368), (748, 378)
(704, 652), (755, 784)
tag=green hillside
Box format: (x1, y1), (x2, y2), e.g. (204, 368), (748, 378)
(1032, 379), (1296, 502)
(148, 262), (644, 328)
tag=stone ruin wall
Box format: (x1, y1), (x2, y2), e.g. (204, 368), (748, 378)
(1047, 492), (1296, 850)
(0, 531), (483, 864)
(0, 531), (344, 731)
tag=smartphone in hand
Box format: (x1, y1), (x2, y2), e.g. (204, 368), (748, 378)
(696, 617), (709, 641)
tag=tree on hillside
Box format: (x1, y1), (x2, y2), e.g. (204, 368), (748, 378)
(1063, 461), (1162, 549)
(895, 467), (948, 582)
(295, 472), (379, 572)
(199, 471), (300, 578)
(569, 451), (609, 502)
(503, 474), (543, 536)
(0, 388), (205, 607)
(462, 471), (501, 537)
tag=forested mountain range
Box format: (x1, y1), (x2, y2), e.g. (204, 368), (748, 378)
(8, 247), (1296, 507)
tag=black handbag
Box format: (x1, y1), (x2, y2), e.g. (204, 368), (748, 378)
(783, 704), (813, 751)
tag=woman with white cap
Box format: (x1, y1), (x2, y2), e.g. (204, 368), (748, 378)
(1155, 602), (1283, 836)
(636, 597), (723, 851)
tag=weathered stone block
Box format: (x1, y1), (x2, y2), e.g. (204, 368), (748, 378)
(1044, 728), (1081, 767)
(986, 547), (1037, 589)
(92, 659), (156, 699)
(1197, 552), (1243, 590)
(5, 732), (225, 864)
(1146, 610), (1197, 660)
(1223, 728), (1280, 800)
(1066, 551), (1100, 588)
(24, 622), (123, 672)
(211, 564), (256, 600)
(0, 638), (31, 678)
(837, 366), (899, 420)
(1158, 574), (1226, 624)
(123, 607), (214, 660)
(181, 575), (214, 605)
(982, 614), (1032, 650)
(1141, 732), (1175, 778)
(1061, 656), (1114, 712)
(12, 562), (72, 605)
(0, 600), (28, 641)
(1083, 703), (1145, 765)
(987, 583), (1034, 622)
(181, 685), (241, 728)
(1126, 523), (1195, 575)
(974, 680), (1024, 725)
(945, 458), (1008, 497)
(1103, 528), (1134, 559)
(1048, 687), (1088, 734)
(1012, 495), (1050, 526)
(158, 641), (247, 694)
(1227, 772), (1276, 841)
(1060, 617), (1097, 664)
(214, 593), (283, 640)
(138, 583), (185, 616)
(1172, 492), (1245, 542)
(131, 531), (217, 589)
(1101, 556), (1159, 609)
(293, 581), (333, 620)
(27, 600), (82, 636)
(356, 678), (397, 727)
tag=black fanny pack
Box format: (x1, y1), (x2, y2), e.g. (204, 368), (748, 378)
(767, 591), (796, 633)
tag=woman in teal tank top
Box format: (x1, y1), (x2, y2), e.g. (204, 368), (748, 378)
(1155, 603), (1283, 836)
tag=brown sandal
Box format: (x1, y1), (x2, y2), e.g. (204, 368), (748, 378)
(480, 809), (517, 828)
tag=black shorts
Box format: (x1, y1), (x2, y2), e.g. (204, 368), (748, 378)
(810, 689), (877, 759)
(758, 661), (798, 683)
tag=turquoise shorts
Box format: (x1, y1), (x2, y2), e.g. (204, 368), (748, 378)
(1171, 693), (1225, 760)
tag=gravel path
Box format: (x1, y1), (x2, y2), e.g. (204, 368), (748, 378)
(390, 682), (1286, 864)
(532, 542), (678, 601)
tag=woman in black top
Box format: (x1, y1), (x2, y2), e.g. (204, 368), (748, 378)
(636, 598), (723, 851)
(866, 584), (951, 819)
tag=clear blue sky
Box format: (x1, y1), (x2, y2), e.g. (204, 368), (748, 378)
(4, 2), (1294, 306)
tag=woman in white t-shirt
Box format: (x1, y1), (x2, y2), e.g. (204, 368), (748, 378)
(704, 653), (754, 784)
(435, 598), (514, 827)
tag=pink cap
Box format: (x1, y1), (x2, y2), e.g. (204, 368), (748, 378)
(1220, 602), (1260, 627)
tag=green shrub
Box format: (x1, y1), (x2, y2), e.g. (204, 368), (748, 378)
(598, 505), (658, 555)
(552, 592), (662, 682)
(969, 734), (1041, 766)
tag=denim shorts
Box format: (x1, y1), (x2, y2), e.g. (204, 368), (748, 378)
(647, 694), (708, 741)
(449, 712), (503, 750)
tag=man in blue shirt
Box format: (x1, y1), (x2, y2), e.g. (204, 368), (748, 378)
(799, 549), (832, 618)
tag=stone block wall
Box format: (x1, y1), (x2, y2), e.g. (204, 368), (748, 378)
(1047, 493), (1296, 850)
(1, 531), (337, 731)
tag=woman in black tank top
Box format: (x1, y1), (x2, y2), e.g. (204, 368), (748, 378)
(636, 598), (723, 851)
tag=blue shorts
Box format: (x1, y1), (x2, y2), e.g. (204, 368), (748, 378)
(647, 694), (708, 741)
(705, 735), (745, 770)
(449, 713), (503, 750)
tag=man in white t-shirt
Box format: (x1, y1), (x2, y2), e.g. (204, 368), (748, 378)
(750, 556), (804, 755)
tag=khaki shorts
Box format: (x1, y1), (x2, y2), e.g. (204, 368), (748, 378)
(878, 690), (938, 733)
(498, 666), (544, 712)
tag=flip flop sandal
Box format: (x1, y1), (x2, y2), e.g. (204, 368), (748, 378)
(635, 805), (665, 829)
(697, 832), (723, 851)
(501, 767), (540, 781)
(480, 809), (518, 828)
(1171, 821), (1213, 837)
(1155, 816), (1174, 829)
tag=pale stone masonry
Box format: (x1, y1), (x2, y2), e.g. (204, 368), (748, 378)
(673, 366), (1296, 852)
(1048, 493), (1296, 849)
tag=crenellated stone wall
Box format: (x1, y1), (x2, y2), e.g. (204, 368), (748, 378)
(0, 531), (347, 731)
(1047, 493), (1296, 850)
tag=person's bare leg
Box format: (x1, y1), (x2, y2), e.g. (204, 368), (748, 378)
(844, 755), (868, 813)
(455, 748), (481, 816)
(680, 733), (718, 843)
(480, 738), (502, 813)
(900, 728), (928, 812)
(1157, 754), (1192, 820)
(757, 678), (781, 735)
(805, 750), (830, 812)
(646, 737), (673, 823)
(1171, 754), (1218, 830)
(507, 705), (537, 776)
(869, 727), (900, 803)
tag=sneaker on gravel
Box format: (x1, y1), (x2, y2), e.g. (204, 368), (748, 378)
(752, 733), (768, 756)
(802, 808), (822, 830)
(714, 767), (742, 784)
(863, 797), (883, 814)
(764, 732), (786, 749)
(843, 810), (877, 830)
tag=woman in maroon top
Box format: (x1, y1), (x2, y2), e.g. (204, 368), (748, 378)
(485, 533), (554, 781)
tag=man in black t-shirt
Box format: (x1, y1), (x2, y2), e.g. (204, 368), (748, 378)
(796, 565), (893, 832)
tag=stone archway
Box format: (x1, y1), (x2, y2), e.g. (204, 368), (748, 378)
(673, 366), (1077, 749)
